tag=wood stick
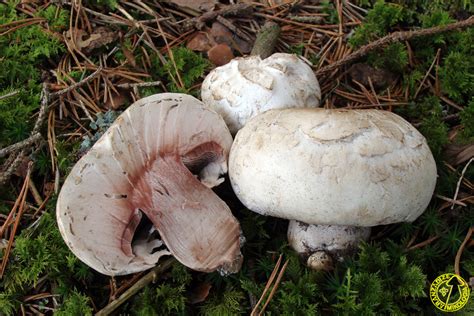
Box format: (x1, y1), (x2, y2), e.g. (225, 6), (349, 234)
(316, 17), (474, 75)
(251, 21), (281, 59)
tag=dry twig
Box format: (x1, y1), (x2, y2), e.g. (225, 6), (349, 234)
(317, 17), (474, 75)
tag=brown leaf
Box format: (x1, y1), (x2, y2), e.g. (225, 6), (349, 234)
(122, 46), (137, 68)
(43, 182), (55, 197)
(169, 0), (217, 12)
(70, 27), (119, 54)
(187, 32), (215, 52)
(13, 156), (31, 178)
(104, 90), (129, 110)
(210, 22), (252, 54)
(188, 282), (212, 304)
(348, 63), (397, 90)
(208, 44), (234, 66)
(444, 143), (474, 166)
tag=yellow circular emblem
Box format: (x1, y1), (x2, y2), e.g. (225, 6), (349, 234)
(430, 273), (471, 312)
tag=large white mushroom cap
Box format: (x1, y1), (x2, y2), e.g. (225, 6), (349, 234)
(57, 93), (242, 276)
(201, 53), (321, 134)
(229, 108), (437, 227)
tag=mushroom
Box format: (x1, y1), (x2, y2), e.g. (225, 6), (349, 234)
(229, 108), (437, 269)
(201, 53), (321, 134)
(57, 93), (242, 276)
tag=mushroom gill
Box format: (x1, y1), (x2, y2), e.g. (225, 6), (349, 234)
(57, 93), (242, 276)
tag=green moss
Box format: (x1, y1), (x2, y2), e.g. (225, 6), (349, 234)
(0, 2), (66, 147)
(459, 98), (474, 142)
(367, 42), (408, 73)
(349, 1), (406, 47)
(153, 46), (210, 95)
(328, 243), (426, 315)
(440, 51), (474, 103)
(54, 291), (93, 316)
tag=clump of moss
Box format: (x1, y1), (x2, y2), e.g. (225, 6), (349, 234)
(1, 204), (94, 313)
(349, 1), (406, 47)
(458, 98), (474, 142)
(152, 46), (210, 95)
(0, 3), (67, 147)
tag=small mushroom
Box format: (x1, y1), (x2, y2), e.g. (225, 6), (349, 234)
(201, 53), (321, 134)
(229, 108), (437, 269)
(57, 93), (242, 276)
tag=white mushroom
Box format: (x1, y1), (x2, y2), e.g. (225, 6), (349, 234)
(201, 53), (321, 134)
(229, 108), (437, 269)
(57, 93), (242, 276)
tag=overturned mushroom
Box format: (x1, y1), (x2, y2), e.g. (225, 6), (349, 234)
(57, 93), (242, 276)
(201, 53), (321, 134)
(229, 108), (437, 270)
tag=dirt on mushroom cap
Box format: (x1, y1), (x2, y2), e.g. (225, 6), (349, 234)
(57, 93), (242, 276)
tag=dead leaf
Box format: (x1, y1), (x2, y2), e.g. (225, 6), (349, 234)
(169, 0), (217, 12)
(348, 63), (397, 90)
(122, 46), (137, 68)
(187, 31), (215, 52)
(67, 27), (119, 54)
(43, 182), (55, 197)
(188, 282), (212, 304)
(210, 22), (252, 54)
(444, 143), (474, 166)
(105, 90), (129, 110)
(13, 156), (31, 178)
(208, 44), (234, 66)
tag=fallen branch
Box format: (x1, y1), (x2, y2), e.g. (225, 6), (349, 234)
(96, 258), (175, 315)
(0, 84), (50, 186)
(116, 80), (162, 89)
(0, 133), (42, 159)
(50, 66), (103, 97)
(316, 17), (474, 75)
(251, 21), (281, 59)
(183, 3), (253, 30)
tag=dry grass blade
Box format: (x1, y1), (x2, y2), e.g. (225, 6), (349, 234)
(455, 227), (473, 276)
(0, 90), (20, 101)
(258, 259), (289, 315)
(251, 255), (282, 316)
(451, 158), (474, 210)
(0, 165), (31, 278)
(251, 255), (289, 316)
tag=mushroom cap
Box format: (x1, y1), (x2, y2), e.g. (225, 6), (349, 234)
(57, 93), (242, 276)
(229, 108), (437, 226)
(201, 53), (321, 134)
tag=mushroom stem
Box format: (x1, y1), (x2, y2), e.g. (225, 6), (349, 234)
(287, 220), (370, 270)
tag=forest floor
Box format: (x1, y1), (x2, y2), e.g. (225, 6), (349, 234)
(0, 1), (473, 315)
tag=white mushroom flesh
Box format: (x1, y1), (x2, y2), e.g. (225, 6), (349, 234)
(201, 53), (321, 133)
(57, 93), (242, 276)
(229, 108), (437, 227)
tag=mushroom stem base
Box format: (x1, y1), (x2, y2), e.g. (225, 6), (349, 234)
(287, 221), (370, 270)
